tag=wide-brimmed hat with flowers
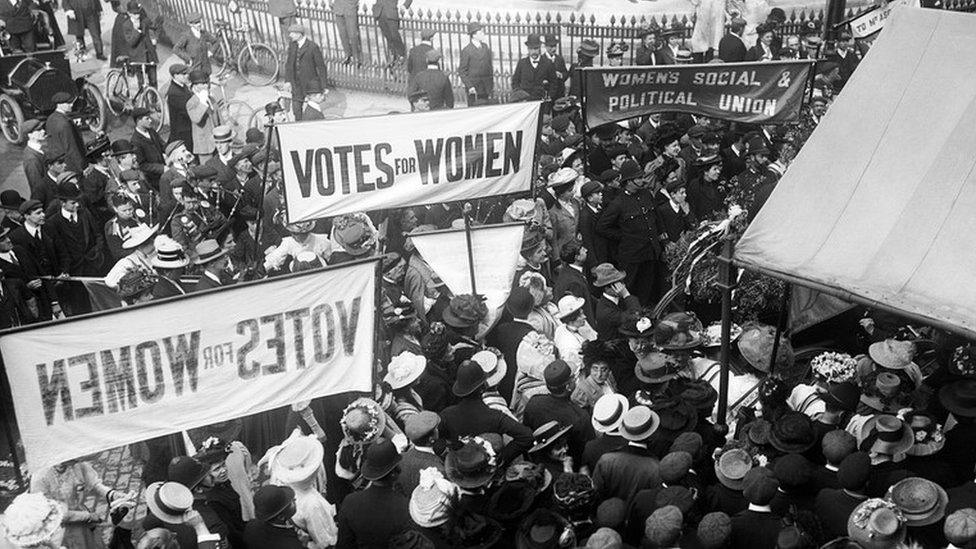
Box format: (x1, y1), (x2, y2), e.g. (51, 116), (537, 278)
(445, 437), (497, 489)
(331, 213), (377, 256)
(384, 352), (427, 390)
(340, 397), (386, 444)
(0, 493), (65, 546)
(847, 498), (906, 549)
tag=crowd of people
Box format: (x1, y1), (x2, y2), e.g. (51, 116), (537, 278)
(2, 1), (975, 549)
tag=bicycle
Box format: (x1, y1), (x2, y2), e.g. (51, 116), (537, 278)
(210, 20), (279, 87)
(248, 83), (293, 129)
(210, 73), (255, 142)
(105, 57), (164, 130)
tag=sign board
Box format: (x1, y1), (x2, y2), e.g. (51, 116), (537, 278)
(278, 103), (543, 222)
(0, 260), (378, 471)
(582, 61), (813, 127)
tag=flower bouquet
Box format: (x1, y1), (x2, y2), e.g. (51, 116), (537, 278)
(810, 352), (858, 384)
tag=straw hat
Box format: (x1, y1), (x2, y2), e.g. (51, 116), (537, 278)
(868, 339), (916, 370)
(272, 434), (324, 484)
(528, 421), (572, 454)
(384, 352), (427, 390)
(121, 224), (158, 250)
(151, 235), (190, 269)
(554, 295), (585, 320)
(146, 482), (194, 524)
(714, 448), (753, 490)
(858, 415), (914, 456)
(619, 405), (660, 441)
(591, 393), (629, 434)
(847, 498), (907, 549)
(0, 492), (65, 547)
(472, 350), (507, 388)
(886, 477), (948, 527)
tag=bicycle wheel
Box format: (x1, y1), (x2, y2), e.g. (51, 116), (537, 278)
(137, 87), (165, 132)
(218, 99), (255, 142)
(238, 43), (279, 87)
(210, 38), (230, 79)
(104, 70), (130, 116)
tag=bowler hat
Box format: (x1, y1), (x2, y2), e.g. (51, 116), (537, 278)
(55, 179), (82, 200)
(506, 286), (535, 318)
(525, 33), (542, 48)
(591, 263), (625, 287)
(824, 381), (860, 412)
(167, 456), (207, 489)
(253, 484), (296, 521)
(361, 438), (402, 481)
(0, 190), (25, 211)
(453, 359), (488, 397)
(110, 139), (136, 156)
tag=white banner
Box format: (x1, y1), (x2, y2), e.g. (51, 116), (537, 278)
(0, 261), (378, 471)
(277, 102), (543, 222)
(411, 223), (525, 333)
(850, 0), (917, 38)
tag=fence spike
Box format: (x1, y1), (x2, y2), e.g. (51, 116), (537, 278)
(555, 12), (561, 23)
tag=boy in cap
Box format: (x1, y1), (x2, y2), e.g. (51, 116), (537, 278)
(173, 12), (216, 75)
(285, 22), (328, 121)
(302, 87), (327, 121)
(130, 107), (166, 189)
(408, 49), (453, 110)
(166, 64), (194, 151)
(458, 22), (494, 105)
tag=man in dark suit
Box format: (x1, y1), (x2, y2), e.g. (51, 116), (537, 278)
(8, 200), (56, 320)
(45, 92), (88, 174)
(720, 130), (749, 180)
(825, 31), (861, 90)
(0, 227), (38, 325)
(543, 34), (569, 98)
(591, 263), (641, 341)
(373, 0), (407, 63)
(172, 12), (214, 75)
(166, 64), (194, 150)
(730, 468), (783, 549)
(45, 178), (106, 315)
(596, 160), (664, 305)
(407, 49), (454, 110)
(191, 239), (230, 292)
(815, 452), (870, 539)
(22, 120), (46, 196)
(485, 288), (542, 404)
(0, 0), (37, 52)
(552, 240), (595, 323)
(32, 153), (66, 210)
(511, 33), (558, 101)
(458, 22), (494, 105)
(335, 439), (413, 547)
(718, 18), (748, 62)
(284, 23), (328, 122)
(578, 181), (609, 268)
(130, 107), (166, 191)
(406, 29), (435, 82)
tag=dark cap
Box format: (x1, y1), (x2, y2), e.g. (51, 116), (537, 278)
(110, 139), (136, 156)
(18, 199), (43, 215)
(189, 70), (210, 85)
(169, 63), (190, 76)
(543, 360), (572, 389)
(837, 451), (871, 491)
(580, 180), (603, 199)
(51, 91), (74, 104)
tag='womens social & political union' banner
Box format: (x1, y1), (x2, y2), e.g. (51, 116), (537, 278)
(0, 260), (378, 471)
(278, 102), (543, 223)
(582, 60), (814, 127)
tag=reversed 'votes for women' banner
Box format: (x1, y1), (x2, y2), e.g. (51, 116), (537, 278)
(278, 102), (543, 223)
(582, 60), (813, 127)
(0, 260), (378, 471)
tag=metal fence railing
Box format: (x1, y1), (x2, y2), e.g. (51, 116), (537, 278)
(142, 0), (976, 101)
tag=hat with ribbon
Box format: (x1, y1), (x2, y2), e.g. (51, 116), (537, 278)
(145, 482), (193, 524)
(151, 235), (190, 269)
(635, 351), (683, 384)
(887, 477), (948, 527)
(505, 198), (538, 222)
(858, 415), (914, 457)
(619, 311), (655, 338)
(192, 239), (227, 265)
(528, 421), (572, 454)
(905, 413), (945, 457)
(591, 393), (629, 434)
(384, 352), (427, 390)
(653, 312), (703, 350)
(847, 498), (906, 549)
(410, 467), (457, 528)
(121, 224), (158, 250)
(618, 405), (660, 441)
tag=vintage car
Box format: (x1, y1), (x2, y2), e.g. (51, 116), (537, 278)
(0, 48), (107, 144)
